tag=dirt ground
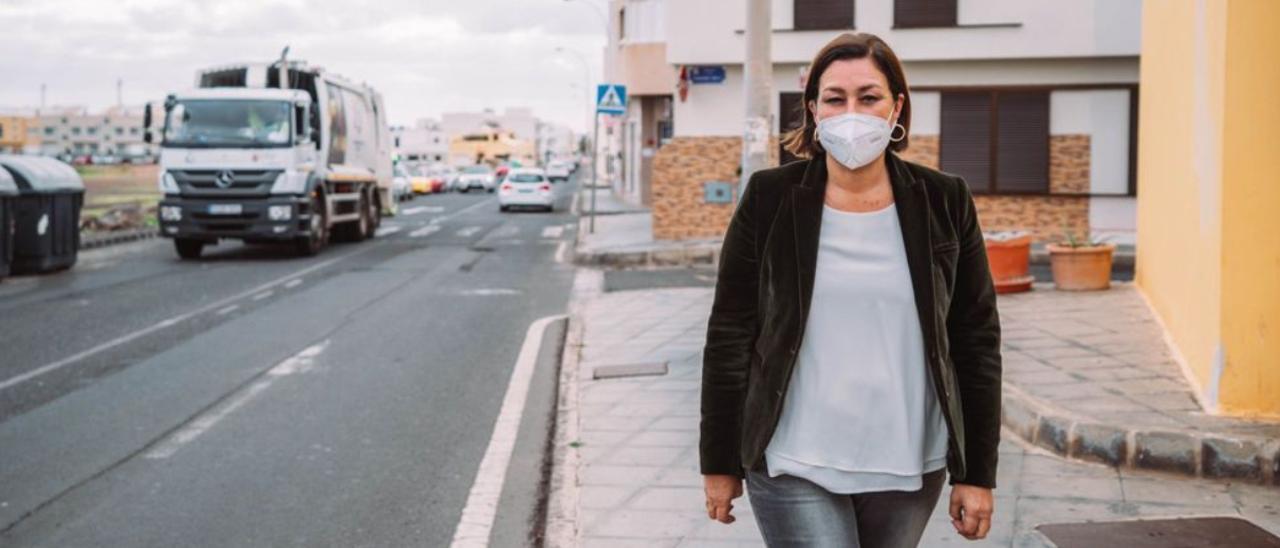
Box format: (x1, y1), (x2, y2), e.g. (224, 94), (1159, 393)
(78, 164), (160, 215)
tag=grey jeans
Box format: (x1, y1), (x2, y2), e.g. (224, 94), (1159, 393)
(746, 468), (947, 548)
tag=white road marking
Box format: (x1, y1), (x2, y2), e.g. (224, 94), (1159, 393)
(409, 225), (441, 238)
(0, 248), (367, 392)
(145, 340), (330, 459)
(450, 315), (566, 547)
(555, 241), (569, 264)
(541, 226), (564, 239)
(456, 226), (481, 238)
(375, 226), (403, 237)
(252, 291), (274, 301)
(562, 222), (575, 230)
(284, 278), (303, 289)
(458, 288), (522, 296)
(400, 206), (443, 216)
(215, 305), (239, 316)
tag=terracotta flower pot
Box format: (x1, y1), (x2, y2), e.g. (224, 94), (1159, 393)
(1047, 242), (1116, 291)
(984, 231), (1034, 294)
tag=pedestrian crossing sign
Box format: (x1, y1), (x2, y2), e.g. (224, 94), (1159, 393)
(596, 84), (627, 115)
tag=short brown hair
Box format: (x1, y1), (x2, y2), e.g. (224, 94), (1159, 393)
(782, 32), (912, 158)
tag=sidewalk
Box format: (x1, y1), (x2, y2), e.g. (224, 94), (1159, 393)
(547, 271), (1280, 547)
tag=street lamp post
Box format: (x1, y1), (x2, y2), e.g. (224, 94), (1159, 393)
(556, 46), (601, 233)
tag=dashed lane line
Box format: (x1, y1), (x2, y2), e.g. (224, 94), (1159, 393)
(0, 247), (368, 392)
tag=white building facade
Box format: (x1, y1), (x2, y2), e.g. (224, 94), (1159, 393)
(623, 0), (1141, 243)
(32, 105), (156, 162)
(391, 119), (448, 164)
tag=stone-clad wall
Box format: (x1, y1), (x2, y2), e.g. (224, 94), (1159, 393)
(899, 133), (1092, 242)
(652, 133), (1093, 243)
(652, 137), (740, 241)
(652, 136), (779, 240)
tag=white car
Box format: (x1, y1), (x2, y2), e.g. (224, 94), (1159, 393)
(498, 168), (555, 212)
(455, 165), (496, 193)
(545, 161), (571, 182)
(392, 163), (414, 202)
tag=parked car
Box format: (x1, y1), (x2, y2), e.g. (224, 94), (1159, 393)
(498, 168), (554, 212)
(410, 166), (434, 195)
(545, 160), (571, 182)
(455, 165), (496, 193)
(426, 164), (454, 193)
(392, 164), (414, 202)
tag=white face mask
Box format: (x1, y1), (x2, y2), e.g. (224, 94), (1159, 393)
(815, 110), (895, 170)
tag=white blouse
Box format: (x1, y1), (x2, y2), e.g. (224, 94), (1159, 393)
(764, 202), (949, 494)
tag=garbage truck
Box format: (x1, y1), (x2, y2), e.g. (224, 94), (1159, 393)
(149, 50), (395, 259)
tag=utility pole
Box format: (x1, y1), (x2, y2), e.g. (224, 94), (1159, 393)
(39, 83), (46, 114)
(590, 111), (599, 233)
(741, 0), (772, 195)
(116, 78), (123, 108)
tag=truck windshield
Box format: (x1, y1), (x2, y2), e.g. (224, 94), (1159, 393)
(163, 99), (292, 148)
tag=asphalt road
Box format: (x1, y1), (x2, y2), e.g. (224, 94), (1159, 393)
(0, 176), (582, 547)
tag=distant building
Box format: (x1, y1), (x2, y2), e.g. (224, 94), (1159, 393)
(30, 105), (156, 162)
(0, 115), (34, 154)
(448, 128), (535, 167)
(438, 107), (575, 167)
(390, 119), (448, 164)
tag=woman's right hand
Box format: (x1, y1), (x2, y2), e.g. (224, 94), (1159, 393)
(703, 474), (744, 524)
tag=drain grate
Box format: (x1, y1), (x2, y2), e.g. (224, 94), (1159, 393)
(1037, 517), (1280, 548)
(591, 362), (668, 380)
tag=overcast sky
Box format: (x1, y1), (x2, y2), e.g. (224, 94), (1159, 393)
(0, 0), (607, 132)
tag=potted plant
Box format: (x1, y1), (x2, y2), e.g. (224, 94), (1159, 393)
(1047, 228), (1115, 291)
(983, 231), (1034, 294)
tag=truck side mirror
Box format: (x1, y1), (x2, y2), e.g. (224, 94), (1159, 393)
(142, 102), (152, 144)
(309, 104), (321, 150)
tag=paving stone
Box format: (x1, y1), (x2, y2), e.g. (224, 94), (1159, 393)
(1134, 431), (1198, 476)
(630, 486), (706, 512)
(581, 464), (666, 486)
(588, 509), (705, 538)
(1001, 394), (1040, 441)
(599, 446), (687, 467)
(580, 485), (637, 509)
(1119, 476), (1235, 506)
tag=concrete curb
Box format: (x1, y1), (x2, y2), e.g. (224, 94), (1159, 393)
(1001, 383), (1279, 485)
(80, 228), (159, 250)
(544, 269), (603, 548)
(574, 242), (721, 268)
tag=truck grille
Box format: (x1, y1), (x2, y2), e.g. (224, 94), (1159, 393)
(172, 169), (280, 192)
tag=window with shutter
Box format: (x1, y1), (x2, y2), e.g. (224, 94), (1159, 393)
(894, 0), (957, 28)
(794, 0), (855, 31)
(996, 91), (1049, 193)
(940, 92), (992, 193)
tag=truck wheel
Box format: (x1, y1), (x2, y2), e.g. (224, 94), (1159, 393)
(295, 193), (328, 256)
(367, 191), (382, 234)
(174, 238), (204, 260)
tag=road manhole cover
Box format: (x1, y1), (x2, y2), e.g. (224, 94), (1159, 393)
(591, 362), (668, 380)
(1037, 517), (1280, 548)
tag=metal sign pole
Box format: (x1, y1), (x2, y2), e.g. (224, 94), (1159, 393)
(590, 111), (599, 234)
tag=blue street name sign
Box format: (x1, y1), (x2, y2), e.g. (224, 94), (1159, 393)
(689, 66), (726, 84)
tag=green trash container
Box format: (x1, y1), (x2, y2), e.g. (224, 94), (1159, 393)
(0, 156), (85, 274)
(0, 165), (17, 280)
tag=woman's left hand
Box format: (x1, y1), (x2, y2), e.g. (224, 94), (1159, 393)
(949, 484), (994, 540)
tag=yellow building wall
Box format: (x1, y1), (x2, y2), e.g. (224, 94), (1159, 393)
(1218, 0), (1280, 416)
(1136, 0), (1280, 418)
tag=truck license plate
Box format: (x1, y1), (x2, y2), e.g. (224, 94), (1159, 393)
(208, 204), (243, 215)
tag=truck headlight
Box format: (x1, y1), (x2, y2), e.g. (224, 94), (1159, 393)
(159, 171), (179, 194)
(268, 205), (293, 221)
(160, 205), (182, 221)
(270, 171), (309, 195)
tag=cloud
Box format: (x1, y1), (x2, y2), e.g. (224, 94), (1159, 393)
(0, 0), (607, 132)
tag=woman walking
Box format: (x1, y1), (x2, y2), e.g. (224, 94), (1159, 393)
(700, 32), (1002, 547)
